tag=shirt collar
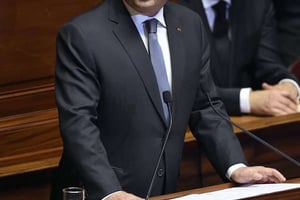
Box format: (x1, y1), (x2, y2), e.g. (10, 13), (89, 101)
(202, 0), (231, 9)
(123, 0), (166, 28)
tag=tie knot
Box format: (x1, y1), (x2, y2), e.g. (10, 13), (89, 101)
(212, 1), (227, 17)
(145, 19), (158, 34)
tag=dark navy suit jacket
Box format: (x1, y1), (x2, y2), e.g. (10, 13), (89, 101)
(51, 0), (246, 199)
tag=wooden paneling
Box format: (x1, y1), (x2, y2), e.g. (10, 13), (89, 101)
(0, 108), (61, 177)
(0, 79), (55, 117)
(0, 0), (100, 117)
(0, 0), (100, 85)
(178, 114), (300, 190)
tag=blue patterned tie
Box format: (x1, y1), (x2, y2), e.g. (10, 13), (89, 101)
(145, 19), (170, 121)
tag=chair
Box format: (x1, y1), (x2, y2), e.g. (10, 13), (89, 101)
(289, 59), (300, 80)
(289, 59), (300, 111)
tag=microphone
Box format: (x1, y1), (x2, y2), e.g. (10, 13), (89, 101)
(145, 91), (173, 200)
(204, 92), (300, 167)
(163, 91), (172, 106)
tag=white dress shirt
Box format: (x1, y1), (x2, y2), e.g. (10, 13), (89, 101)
(130, 3), (244, 181)
(131, 8), (172, 89)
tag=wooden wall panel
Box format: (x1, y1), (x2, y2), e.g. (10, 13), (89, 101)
(0, 80), (55, 117)
(0, 108), (61, 177)
(178, 124), (300, 191)
(0, 0), (100, 116)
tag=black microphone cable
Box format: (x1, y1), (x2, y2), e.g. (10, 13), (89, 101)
(205, 92), (300, 167)
(145, 91), (173, 200)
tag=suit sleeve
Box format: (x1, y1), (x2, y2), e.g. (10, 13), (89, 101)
(253, 1), (298, 86)
(55, 23), (122, 199)
(216, 87), (241, 115)
(188, 26), (247, 180)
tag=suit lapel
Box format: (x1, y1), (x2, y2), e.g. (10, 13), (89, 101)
(108, 0), (167, 125)
(164, 3), (186, 120)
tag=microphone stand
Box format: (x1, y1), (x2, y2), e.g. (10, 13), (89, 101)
(145, 91), (173, 200)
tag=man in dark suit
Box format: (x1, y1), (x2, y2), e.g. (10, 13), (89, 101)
(273, 0), (300, 67)
(51, 0), (286, 199)
(179, 0), (299, 116)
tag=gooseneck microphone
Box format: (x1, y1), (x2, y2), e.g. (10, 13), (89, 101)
(205, 92), (300, 167)
(145, 91), (173, 200)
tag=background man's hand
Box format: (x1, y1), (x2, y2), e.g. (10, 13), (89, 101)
(249, 82), (298, 116)
(262, 82), (298, 99)
(230, 166), (286, 184)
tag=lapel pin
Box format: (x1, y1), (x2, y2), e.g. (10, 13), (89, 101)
(176, 27), (182, 32)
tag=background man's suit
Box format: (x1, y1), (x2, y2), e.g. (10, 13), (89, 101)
(273, 0), (300, 66)
(179, 0), (298, 115)
(51, 0), (246, 199)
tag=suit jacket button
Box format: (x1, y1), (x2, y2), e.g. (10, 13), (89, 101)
(157, 168), (164, 177)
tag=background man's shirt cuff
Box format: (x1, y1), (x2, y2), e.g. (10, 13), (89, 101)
(279, 79), (300, 100)
(240, 88), (252, 113)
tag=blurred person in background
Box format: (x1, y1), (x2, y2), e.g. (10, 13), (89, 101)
(179, 0), (300, 116)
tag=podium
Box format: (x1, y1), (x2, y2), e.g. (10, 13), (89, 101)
(179, 113), (300, 190)
(151, 178), (300, 200)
